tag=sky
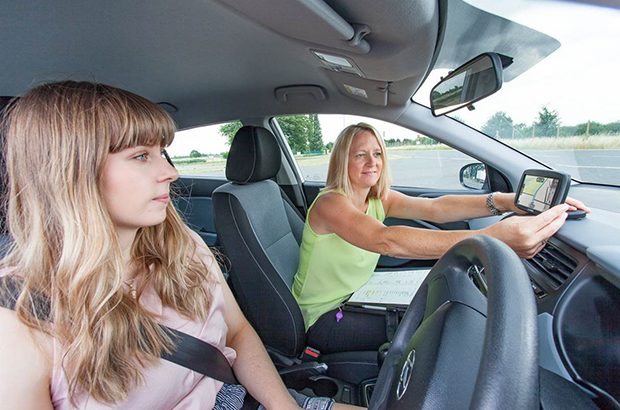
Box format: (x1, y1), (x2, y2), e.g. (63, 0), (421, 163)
(452, 0), (620, 129)
(167, 0), (620, 157)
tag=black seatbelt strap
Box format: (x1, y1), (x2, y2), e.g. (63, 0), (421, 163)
(162, 327), (238, 384)
(385, 309), (400, 341)
(0, 275), (237, 384)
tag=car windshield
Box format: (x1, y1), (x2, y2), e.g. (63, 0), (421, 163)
(413, 0), (620, 187)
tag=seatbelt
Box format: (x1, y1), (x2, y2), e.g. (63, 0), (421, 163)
(0, 275), (237, 384)
(162, 327), (238, 384)
(385, 309), (400, 341)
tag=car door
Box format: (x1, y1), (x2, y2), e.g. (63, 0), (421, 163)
(172, 176), (227, 247)
(168, 121), (236, 250)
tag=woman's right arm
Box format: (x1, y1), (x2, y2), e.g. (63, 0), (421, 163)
(0, 307), (53, 410)
(310, 191), (569, 259)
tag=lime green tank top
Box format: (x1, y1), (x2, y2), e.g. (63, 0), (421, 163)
(292, 190), (385, 330)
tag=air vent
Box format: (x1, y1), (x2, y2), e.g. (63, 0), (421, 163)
(529, 243), (578, 289)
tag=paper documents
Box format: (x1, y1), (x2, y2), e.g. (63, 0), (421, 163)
(347, 268), (431, 308)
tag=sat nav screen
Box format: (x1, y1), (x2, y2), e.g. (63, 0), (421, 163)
(516, 175), (559, 213)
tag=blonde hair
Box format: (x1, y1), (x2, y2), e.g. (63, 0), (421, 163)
(0, 81), (215, 405)
(324, 122), (391, 199)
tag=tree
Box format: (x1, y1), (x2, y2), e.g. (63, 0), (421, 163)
(576, 121), (602, 136)
(307, 114), (324, 152)
(219, 120), (243, 145)
(218, 115), (326, 154)
(189, 150), (202, 158)
(482, 111), (514, 139)
(513, 123), (529, 139)
(605, 121), (620, 134)
(534, 106), (560, 137)
(558, 125), (578, 137)
(278, 115), (311, 154)
(418, 136), (438, 145)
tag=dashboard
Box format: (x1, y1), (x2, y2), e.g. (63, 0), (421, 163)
(471, 200), (620, 408)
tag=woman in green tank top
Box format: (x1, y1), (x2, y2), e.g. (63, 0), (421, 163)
(292, 122), (588, 354)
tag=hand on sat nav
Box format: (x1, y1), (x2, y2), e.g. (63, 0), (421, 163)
(485, 203), (571, 259)
(564, 196), (591, 214)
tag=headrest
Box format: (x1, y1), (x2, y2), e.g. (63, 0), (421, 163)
(0, 96), (14, 113)
(225, 126), (282, 183)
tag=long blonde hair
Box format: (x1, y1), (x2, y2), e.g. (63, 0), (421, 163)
(0, 81), (215, 404)
(325, 122), (391, 199)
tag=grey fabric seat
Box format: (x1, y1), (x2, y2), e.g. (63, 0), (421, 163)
(213, 125), (307, 358)
(213, 126), (380, 387)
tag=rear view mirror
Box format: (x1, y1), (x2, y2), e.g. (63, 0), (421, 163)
(430, 53), (503, 116)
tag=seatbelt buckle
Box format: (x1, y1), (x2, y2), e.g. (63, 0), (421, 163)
(302, 346), (321, 361)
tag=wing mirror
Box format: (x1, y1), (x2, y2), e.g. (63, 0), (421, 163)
(460, 163), (487, 190)
(430, 53), (503, 116)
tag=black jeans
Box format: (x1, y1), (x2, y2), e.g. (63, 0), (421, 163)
(306, 306), (389, 354)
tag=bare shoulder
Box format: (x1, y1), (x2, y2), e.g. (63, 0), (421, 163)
(313, 191), (352, 214)
(309, 192), (356, 233)
(0, 307), (53, 408)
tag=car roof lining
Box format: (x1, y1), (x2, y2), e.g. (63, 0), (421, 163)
(0, 0), (558, 130)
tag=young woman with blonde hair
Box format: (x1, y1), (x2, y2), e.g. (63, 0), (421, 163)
(0, 81), (359, 410)
(293, 122), (589, 353)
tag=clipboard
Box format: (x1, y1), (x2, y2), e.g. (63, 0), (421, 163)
(346, 268), (431, 309)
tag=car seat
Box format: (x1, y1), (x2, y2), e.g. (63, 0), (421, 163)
(212, 126), (379, 388)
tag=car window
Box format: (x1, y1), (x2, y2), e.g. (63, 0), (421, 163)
(168, 121), (238, 177)
(275, 114), (480, 190)
(413, 1), (620, 188)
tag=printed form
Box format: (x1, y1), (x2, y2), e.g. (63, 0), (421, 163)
(347, 268), (431, 307)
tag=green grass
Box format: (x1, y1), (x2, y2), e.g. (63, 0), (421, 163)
(174, 156), (227, 175)
(497, 135), (620, 150)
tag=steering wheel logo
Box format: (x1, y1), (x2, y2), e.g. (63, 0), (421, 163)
(396, 349), (416, 400)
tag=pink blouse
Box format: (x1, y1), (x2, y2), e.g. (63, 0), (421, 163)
(50, 280), (237, 409)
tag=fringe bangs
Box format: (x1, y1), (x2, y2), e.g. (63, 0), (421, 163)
(104, 89), (176, 153)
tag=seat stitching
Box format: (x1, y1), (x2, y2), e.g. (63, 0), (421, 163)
(243, 128), (258, 184)
(224, 192), (301, 352)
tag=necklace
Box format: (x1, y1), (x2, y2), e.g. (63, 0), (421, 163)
(124, 278), (137, 299)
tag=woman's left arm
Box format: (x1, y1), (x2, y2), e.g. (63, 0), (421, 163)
(385, 190), (590, 223)
(385, 190), (512, 223)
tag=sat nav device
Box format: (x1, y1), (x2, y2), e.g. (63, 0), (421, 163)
(514, 169), (571, 215)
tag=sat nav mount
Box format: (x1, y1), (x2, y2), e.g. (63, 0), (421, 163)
(514, 169), (585, 220)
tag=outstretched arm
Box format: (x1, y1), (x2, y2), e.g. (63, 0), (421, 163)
(310, 191), (573, 259)
(384, 190), (509, 223)
(385, 190), (590, 223)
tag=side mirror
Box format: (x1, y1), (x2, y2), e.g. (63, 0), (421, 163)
(460, 163), (487, 190)
(430, 53), (503, 116)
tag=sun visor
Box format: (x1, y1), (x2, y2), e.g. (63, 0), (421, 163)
(215, 0), (370, 54)
(434, 0), (560, 82)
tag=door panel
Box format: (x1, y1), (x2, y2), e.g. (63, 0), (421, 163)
(173, 176), (227, 246)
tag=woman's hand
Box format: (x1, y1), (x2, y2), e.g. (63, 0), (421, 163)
(483, 203), (569, 259)
(494, 193), (591, 215)
(565, 196), (591, 213)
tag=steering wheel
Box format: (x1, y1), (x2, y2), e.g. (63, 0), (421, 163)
(369, 235), (539, 409)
